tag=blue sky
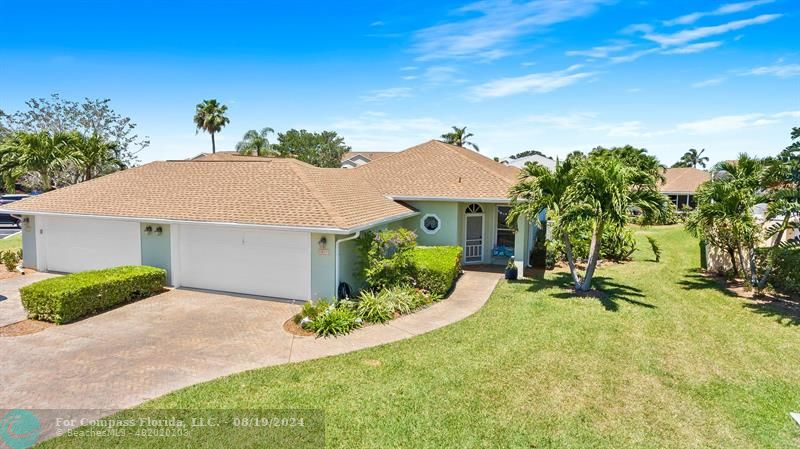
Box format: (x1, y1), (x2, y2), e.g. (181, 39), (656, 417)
(1, 0), (798, 166)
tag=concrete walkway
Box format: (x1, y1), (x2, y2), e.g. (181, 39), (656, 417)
(0, 272), (58, 327)
(0, 269), (501, 415)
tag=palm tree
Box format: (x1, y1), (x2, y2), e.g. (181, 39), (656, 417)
(686, 154), (763, 281)
(508, 153), (584, 286)
(235, 127), (275, 156)
(755, 129), (800, 289)
(69, 132), (124, 181)
(564, 154), (669, 291)
(674, 148), (709, 168)
(193, 99), (230, 153)
(0, 131), (77, 191)
(441, 126), (479, 152)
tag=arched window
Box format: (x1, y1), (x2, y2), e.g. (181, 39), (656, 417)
(465, 204), (483, 214)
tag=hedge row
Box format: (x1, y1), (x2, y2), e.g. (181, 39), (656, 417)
(411, 246), (463, 296)
(769, 248), (800, 296)
(21, 265), (167, 324)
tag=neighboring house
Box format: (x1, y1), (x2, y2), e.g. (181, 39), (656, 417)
(341, 151), (396, 168)
(660, 167), (711, 209)
(3, 140), (536, 301)
(500, 154), (556, 171)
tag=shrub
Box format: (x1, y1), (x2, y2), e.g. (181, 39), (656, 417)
(356, 228), (417, 290)
(647, 236), (662, 262)
(760, 248), (800, 296)
(411, 246), (462, 296)
(20, 265), (166, 324)
(1, 249), (22, 271)
(292, 299), (330, 324)
(356, 290), (393, 323)
(309, 306), (362, 337)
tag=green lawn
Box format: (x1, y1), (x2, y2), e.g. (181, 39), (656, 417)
(0, 233), (21, 251)
(42, 226), (800, 448)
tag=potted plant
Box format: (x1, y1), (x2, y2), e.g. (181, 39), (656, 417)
(505, 256), (518, 280)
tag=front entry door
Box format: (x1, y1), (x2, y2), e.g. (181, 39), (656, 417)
(465, 214), (484, 264)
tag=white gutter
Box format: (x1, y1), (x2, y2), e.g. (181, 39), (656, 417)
(335, 231), (360, 297)
(386, 196), (510, 204)
(0, 209), (419, 235)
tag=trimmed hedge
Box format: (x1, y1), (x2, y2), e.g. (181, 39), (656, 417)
(20, 265), (167, 324)
(411, 246), (463, 296)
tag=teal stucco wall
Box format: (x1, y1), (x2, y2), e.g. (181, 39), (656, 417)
(400, 201), (460, 246)
(140, 223), (171, 283)
(21, 215), (36, 268)
(310, 232), (336, 299)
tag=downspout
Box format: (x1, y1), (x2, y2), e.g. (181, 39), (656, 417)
(334, 231), (360, 296)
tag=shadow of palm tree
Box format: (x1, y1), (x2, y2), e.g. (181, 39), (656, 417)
(676, 269), (738, 298)
(742, 298), (800, 327)
(513, 271), (654, 312)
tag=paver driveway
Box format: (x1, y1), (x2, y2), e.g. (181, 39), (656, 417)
(0, 269), (500, 439)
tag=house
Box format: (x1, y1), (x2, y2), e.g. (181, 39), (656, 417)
(500, 154), (556, 171)
(660, 167), (711, 209)
(2, 140), (536, 301)
(340, 151), (396, 168)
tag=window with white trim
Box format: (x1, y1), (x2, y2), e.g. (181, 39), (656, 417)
(495, 206), (514, 255)
(421, 213), (441, 234)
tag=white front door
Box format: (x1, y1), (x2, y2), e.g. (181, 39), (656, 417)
(464, 214), (484, 264)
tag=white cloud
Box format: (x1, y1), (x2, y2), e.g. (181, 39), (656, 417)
(566, 43), (629, 58)
(330, 114), (447, 150)
(609, 47), (660, 64)
(676, 111), (800, 134)
(663, 0), (775, 26)
(412, 0), (610, 61)
(470, 65), (594, 98)
(370, 20), (385, 27)
(402, 75), (419, 81)
(525, 112), (597, 128)
(641, 14), (781, 47)
(744, 63), (800, 78)
(424, 65), (462, 84)
(359, 87), (413, 102)
(691, 77), (727, 88)
(400, 66), (418, 71)
(662, 41), (723, 54)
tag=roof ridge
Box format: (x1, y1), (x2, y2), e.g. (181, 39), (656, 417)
(435, 140), (518, 184)
(287, 163), (348, 229)
(351, 142), (424, 170)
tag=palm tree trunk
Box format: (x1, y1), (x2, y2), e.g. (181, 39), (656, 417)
(561, 233), (582, 287)
(736, 246), (748, 283)
(726, 246), (738, 275)
(756, 215), (789, 290)
(579, 221), (604, 292)
(211, 132), (216, 154)
(40, 171), (51, 192)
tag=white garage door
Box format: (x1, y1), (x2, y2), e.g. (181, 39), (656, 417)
(44, 216), (141, 273)
(178, 225), (310, 300)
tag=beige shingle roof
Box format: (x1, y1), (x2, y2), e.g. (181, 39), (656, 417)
(6, 140), (522, 230)
(660, 167), (711, 194)
(6, 158), (415, 232)
(355, 140), (520, 199)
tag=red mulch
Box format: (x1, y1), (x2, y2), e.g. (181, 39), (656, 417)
(0, 319), (53, 337)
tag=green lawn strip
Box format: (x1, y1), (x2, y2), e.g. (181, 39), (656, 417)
(39, 225), (800, 449)
(0, 233), (21, 251)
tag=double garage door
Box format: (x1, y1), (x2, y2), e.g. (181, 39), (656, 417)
(42, 217), (311, 300)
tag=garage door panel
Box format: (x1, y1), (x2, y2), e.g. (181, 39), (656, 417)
(179, 226), (310, 300)
(45, 217), (141, 273)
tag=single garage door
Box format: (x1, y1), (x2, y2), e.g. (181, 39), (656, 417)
(44, 216), (141, 273)
(178, 225), (310, 300)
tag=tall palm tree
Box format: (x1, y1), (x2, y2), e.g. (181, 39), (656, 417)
(508, 153), (584, 286)
(193, 99), (230, 153)
(441, 126), (479, 152)
(69, 132), (124, 181)
(674, 148), (709, 168)
(235, 127), (275, 156)
(0, 131), (77, 191)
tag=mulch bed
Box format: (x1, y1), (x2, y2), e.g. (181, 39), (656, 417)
(283, 318), (315, 337)
(0, 319), (53, 337)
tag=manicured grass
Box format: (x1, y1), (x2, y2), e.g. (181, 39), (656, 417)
(42, 226), (800, 448)
(0, 233), (21, 251)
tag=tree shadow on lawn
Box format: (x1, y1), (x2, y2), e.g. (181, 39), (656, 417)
(511, 272), (654, 312)
(678, 269), (800, 326)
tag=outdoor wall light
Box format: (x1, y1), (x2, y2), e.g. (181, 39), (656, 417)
(144, 225), (153, 235)
(154, 226), (163, 236)
(318, 237), (328, 251)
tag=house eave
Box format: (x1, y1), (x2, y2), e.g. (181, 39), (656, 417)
(386, 196), (510, 204)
